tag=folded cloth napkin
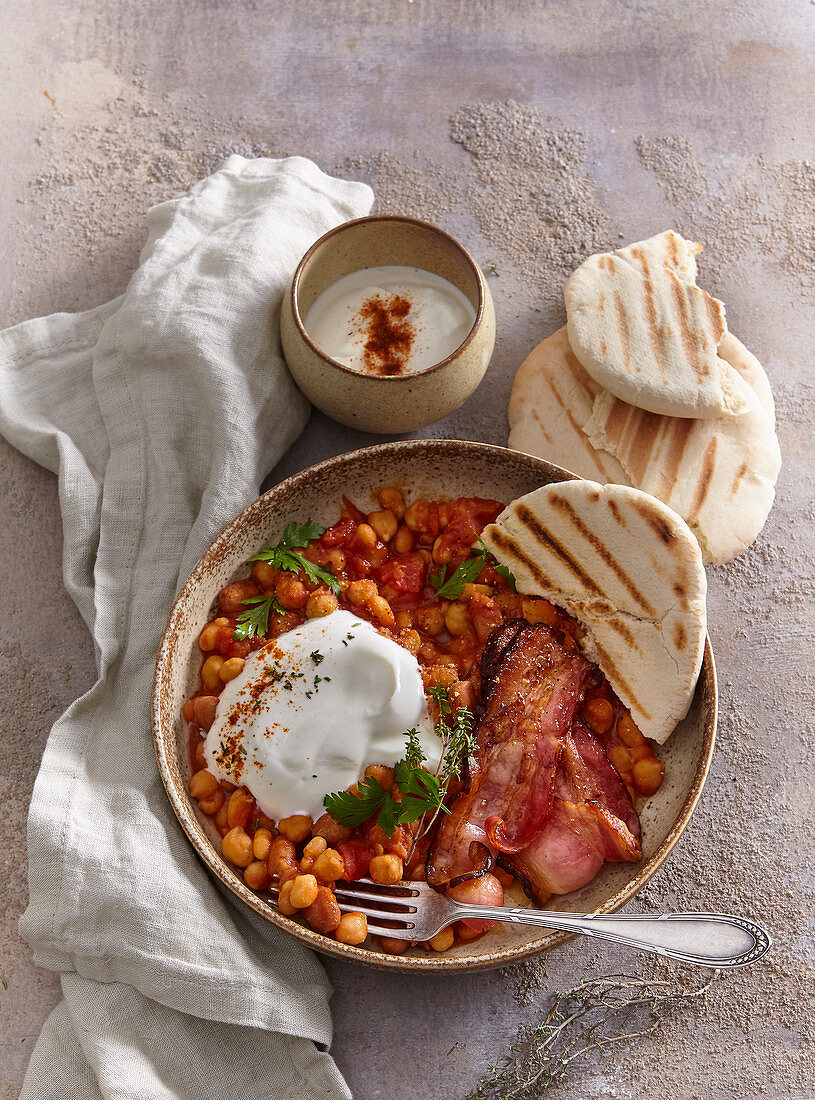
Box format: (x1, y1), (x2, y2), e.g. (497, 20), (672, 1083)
(0, 156), (373, 1099)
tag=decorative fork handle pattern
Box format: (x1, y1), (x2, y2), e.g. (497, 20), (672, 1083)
(450, 906), (771, 967)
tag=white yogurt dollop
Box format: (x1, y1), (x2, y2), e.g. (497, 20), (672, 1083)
(304, 265), (476, 376)
(204, 610), (441, 820)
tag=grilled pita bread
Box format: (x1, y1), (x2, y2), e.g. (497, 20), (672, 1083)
(507, 327), (631, 484)
(481, 481), (707, 744)
(718, 331), (775, 422)
(564, 231), (748, 419)
(585, 366), (781, 565)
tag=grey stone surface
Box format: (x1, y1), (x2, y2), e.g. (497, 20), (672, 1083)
(1, 1), (813, 1097)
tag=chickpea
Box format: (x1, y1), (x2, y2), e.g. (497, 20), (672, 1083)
(311, 848), (346, 883)
(456, 923), (483, 942)
(608, 744), (632, 778)
(378, 936), (409, 955)
(327, 548), (346, 573)
(300, 836), (328, 870)
(394, 610), (413, 631)
(335, 912), (368, 945)
(303, 886), (342, 933)
(198, 788), (225, 816)
(399, 628), (421, 655)
(213, 800), (230, 834)
(219, 656), (245, 683)
(221, 827), (254, 868)
(431, 535), (454, 565)
(251, 559), (277, 589)
(192, 696), (219, 731)
(404, 499), (429, 532)
(277, 878), (297, 917)
(364, 763), (394, 790)
(368, 595), (396, 629)
(368, 509), (398, 543)
(377, 487), (406, 520)
(183, 698), (196, 723)
(198, 622), (221, 652)
(219, 580), (259, 615)
(275, 574), (308, 610)
(278, 814), (313, 844)
(632, 757), (665, 797)
(227, 788), (255, 830)
(189, 769), (219, 801)
(312, 813), (352, 845)
(267, 836), (299, 881)
(393, 526), (414, 553)
(289, 874), (320, 910)
(354, 523), (378, 550)
(306, 588), (339, 619)
(444, 602), (470, 636)
(369, 854), (404, 885)
(243, 859), (270, 891)
(253, 827), (274, 862)
(346, 579), (377, 606)
(429, 927), (455, 952)
(617, 713), (645, 747)
(193, 739), (207, 770)
(584, 697), (614, 735)
(410, 865), (427, 882)
(414, 606), (445, 636)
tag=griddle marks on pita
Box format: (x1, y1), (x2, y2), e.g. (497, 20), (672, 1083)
(659, 416), (694, 496)
(669, 275), (708, 383)
(630, 246), (669, 381)
(730, 461), (748, 499)
(513, 506), (602, 595)
(613, 290), (633, 375)
(486, 527), (560, 594)
(545, 493), (656, 617)
(689, 438), (718, 518)
(673, 621), (688, 653)
(630, 499), (678, 548)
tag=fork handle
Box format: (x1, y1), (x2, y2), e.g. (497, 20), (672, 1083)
(451, 906), (771, 968)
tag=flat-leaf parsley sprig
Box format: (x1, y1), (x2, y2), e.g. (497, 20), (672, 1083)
(233, 520), (340, 640)
(429, 535), (516, 599)
(322, 687), (477, 843)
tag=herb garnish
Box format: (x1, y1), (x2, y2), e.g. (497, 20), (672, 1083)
(234, 593), (284, 640)
(429, 535), (516, 599)
(249, 520), (341, 596)
(322, 687), (476, 840)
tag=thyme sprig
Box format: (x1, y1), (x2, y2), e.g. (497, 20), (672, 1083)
(465, 971), (718, 1100)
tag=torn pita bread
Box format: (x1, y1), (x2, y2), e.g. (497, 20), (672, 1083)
(718, 331), (775, 422)
(481, 481), (707, 744)
(565, 231), (747, 419)
(585, 366), (781, 565)
(507, 327), (631, 484)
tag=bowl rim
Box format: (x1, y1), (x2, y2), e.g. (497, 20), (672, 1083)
(287, 213), (488, 381)
(153, 439), (718, 973)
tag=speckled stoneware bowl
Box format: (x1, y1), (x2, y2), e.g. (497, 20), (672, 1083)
(153, 440), (717, 973)
(279, 215), (495, 433)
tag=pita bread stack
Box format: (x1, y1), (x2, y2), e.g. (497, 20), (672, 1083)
(508, 231), (781, 564)
(481, 482), (707, 744)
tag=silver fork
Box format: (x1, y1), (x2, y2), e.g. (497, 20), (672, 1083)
(319, 879), (771, 967)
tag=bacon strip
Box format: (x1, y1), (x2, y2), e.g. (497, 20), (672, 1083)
(427, 623), (590, 885)
(504, 721), (641, 903)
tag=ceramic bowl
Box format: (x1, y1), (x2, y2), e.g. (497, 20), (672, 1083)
(279, 215), (495, 433)
(153, 440), (717, 973)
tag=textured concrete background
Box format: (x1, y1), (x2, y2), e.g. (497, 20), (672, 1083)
(1, 2), (813, 1097)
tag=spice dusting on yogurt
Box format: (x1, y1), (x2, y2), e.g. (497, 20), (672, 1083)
(304, 265), (476, 376)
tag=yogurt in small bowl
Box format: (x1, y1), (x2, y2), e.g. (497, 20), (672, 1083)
(280, 215), (495, 433)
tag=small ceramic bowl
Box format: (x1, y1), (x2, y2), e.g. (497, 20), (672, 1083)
(153, 440), (717, 973)
(280, 215), (495, 433)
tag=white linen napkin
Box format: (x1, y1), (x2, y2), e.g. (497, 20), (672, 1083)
(0, 155), (373, 1099)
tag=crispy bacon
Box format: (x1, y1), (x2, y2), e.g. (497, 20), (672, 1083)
(427, 623), (590, 885)
(504, 721), (641, 902)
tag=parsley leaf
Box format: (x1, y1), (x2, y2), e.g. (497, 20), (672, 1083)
(477, 536), (517, 591)
(233, 593), (284, 640)
(324, 775), (393, 830)
(247, 520), (341, 598)
(430, 552), (486, 599)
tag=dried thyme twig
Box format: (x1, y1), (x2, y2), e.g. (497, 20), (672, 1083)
(465, 970), (719, 1100)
